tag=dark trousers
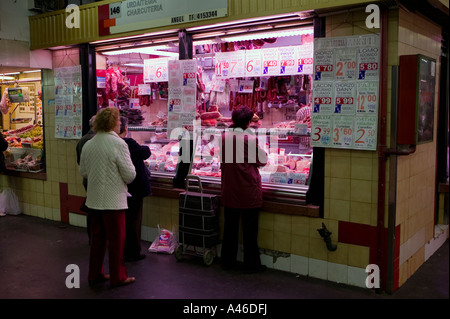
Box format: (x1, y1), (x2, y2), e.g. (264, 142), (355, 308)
(124, 195), (144, 258)
(220, 206), (261, 269)
(88, 209), (128, 285)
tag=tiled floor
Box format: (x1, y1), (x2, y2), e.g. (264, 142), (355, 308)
(0, 214), (448, 306)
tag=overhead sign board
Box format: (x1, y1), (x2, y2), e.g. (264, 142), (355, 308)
(99, 0), (228, 36)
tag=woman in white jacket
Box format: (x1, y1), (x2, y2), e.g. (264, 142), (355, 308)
(79, 107), (136, 287)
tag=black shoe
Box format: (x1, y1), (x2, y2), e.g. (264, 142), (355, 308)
(124, 254), (146, 262)
(244, 265), (267, 274)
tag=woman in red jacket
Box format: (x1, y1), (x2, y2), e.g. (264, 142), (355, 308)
(220, 105), (268, 273)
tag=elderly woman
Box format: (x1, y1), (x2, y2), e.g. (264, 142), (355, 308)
(220, 105), (268, 273)
(79, 107), (136, 287)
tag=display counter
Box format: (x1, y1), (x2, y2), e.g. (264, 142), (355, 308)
(128, 125), (319, 218)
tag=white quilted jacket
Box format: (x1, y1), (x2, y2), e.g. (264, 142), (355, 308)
(79, 131), (136, 210)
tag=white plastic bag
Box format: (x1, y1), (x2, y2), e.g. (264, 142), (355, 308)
(0, 188), (21, 215)
(148, 224), (177, 254)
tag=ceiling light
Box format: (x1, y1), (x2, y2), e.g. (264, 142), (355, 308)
(220, 27), (313, 42)
(23, 70), (41, 74)
(123, 63), (144, 68)
(103, 47), (179, 57)
(0, 75), (15, 80)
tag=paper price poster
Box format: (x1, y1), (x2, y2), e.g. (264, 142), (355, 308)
(353, 116), (377, 150)
(262, 48), (279, 76)
(357, 81), (379, 114)
(332, 116), (354, 148)
(144, 58), (169, 83)
(239, 79), (254, 93)
(335, 48), (357, 80)
(138, 84), (151, 96)
(245, 50), (262, 77)
(215, 52), (229, 78)
(278, 46), (297, 75)
(168, 60), (182, 87)
(182, 87), (196, 112)
(179, 112), (196, 132)
(181, 59), (197, 87)
(167, 59), (197, 138)
(55, 96), (64, 117)
(312, 81), (333, 114)
(227, 51), (246, 78)
(297, 43), (314, 74)
(334, 82), (356, 115)
(210, 79), (226, 92)
(357, 47), (379, 80)
(228, 79), (240, 92)
(314, 49), (334, 81)
(54, 65), (83, 139)
(72, 95), (82, 117)
(168, 87), (182, 112)
(310, 115), (332, 147)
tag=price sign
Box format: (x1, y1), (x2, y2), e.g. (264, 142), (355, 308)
(144, 58), (168, 83)
(334, 82), (356, 115)
(215, 52), (229, 78)
(169, 98), (182, 112)
(55, 96), (64, 117)
(312, 82), (334, 114)
(210, 79), (226, 92)
(245, 50), (262, 77)
(168, 87), (182, 112)
(332, 116), (354, 148)
(138, 84), (151, 95)
(262, 48), (279, 75)
(311, 115), (332, 147)
(353, 116), (377, 150)
(297, 44), (314, 74)
(357, 81), (378, 114)
(182, 87), (196, 113)
(181, 59), (197, 88)
(279, 46), (297, 75)
(239, 79), (254, 93)
(227, 51), (246, 78)
(314, 49), (334, 81)
(357, 47), (379, 80)
(335, 48), (357, 80)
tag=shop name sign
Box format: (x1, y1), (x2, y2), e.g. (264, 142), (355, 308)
(98, 0), (227, 36)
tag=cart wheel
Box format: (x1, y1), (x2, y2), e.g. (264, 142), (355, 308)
(175, 244), (184, 261)
(203, 249), (215, 266)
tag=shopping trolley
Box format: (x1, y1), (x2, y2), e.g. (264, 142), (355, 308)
(175, 175), (220, 266)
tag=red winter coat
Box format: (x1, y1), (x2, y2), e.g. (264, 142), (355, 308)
(220, 129), (268, 209)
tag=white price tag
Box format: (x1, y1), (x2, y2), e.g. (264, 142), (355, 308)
(311, 115), (332, 147)
(227, 51), (245, 78)
(334, 82), (356, 115)
(138, 84), (151, 95)
(297, 44), (314, 74)
(335, 48), (357, 80)
(357, 81), (379, 114)
(314, 49), (334, 81)
(245, 50), (262, 77)
(332, 116), (354, 148)
(353, 116), (377, 150)
(357, 47), (380, 80)
(278, 46), (297, 75)
(312, 82), (334, 114)
(262, 48), (279, 76)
